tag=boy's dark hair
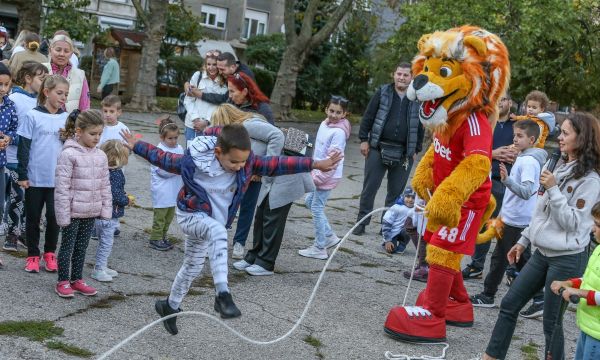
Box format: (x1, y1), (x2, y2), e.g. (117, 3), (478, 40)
(216, 124), (251, 153)
(396, 62), (412, 70)
(513, 119), (540, 142)
(101, 94), (122, 110)
(217, 52), (237, 66)
(525, 90), (549, 111)
(592, 201), (600, 218)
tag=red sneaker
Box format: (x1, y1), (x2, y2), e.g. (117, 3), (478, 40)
(24, 256), (40, 273)
(384, 306), (446, 342)
(416, 290), (474, 327)
(43, 252), (58, 272)
(55, 281), (74, 298)
(70, 280), (97, 296)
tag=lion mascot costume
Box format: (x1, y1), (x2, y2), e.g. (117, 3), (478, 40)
(384, 25), (510, 343)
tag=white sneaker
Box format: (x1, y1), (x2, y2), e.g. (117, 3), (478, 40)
(245, 264), (274, 276)
(105, 267), (118, 277)
(232, 242), (245, 259)
(91, 269), (113, 282)
(324, 234), (341, 249)
(298, 246), (328, 260)
(233, 259), (252, 270)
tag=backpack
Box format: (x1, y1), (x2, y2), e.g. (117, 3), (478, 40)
(176, 71), (201, 122)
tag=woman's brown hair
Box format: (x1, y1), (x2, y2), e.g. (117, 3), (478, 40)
(565, 112), (600, 179)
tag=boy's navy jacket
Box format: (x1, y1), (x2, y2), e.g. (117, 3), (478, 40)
(133, 135), (314, 228)
(0, 94), (18, 167)
(109, 168), (129, 218)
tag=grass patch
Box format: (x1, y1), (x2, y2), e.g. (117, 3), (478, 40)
(3, 250), (28, 258)
(47, 340), (94, 358)
(360, 262), (379, 268)
(140, 273), (157, 279)
(146, 291), (170, 297)
(107, 294), (127, 301)
(90, 299), (112, 309)
(520, 341), (539, 360)
(187, 289), (204, 296)
(337, 247), (355, 255)
(304, 335), (322, 347)
(0, 320), (63, 341)
(292, 108), (361, 124)
(376, 280), (395, 286)
(351, 240), (364, 245)
(156, 97), (178, 112)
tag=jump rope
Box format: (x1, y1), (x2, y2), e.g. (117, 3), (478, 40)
(97, 205), (452, 360)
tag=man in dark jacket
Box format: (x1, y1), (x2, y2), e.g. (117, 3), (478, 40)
(353, 62), (424, 236)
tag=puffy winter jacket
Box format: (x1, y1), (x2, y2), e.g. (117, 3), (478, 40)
(54, 139), (112, 227)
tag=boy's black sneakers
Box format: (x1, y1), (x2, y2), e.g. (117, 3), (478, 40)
(155, 298), (181, 335)
(520, 301), (544, 319)
(214, 292), (242, 319)
(470, 293), (495, 308)
(352, 224), (365, 236)
(461, 264), (483, 280)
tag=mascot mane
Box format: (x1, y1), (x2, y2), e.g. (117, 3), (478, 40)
(408, 25), (510, 141)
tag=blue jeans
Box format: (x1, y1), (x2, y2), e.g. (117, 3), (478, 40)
(306, 190), (333, 249)
(485, 249), (587, 359)
(185, 126), (201, 146)
(94, 218), (119, 270)
(576, 331), (600, 360)
(232, 181), (261, 246)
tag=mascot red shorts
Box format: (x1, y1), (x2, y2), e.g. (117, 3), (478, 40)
(425, 206), (486, 256)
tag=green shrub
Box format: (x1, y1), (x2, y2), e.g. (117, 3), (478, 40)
(251, 67), (275, 97)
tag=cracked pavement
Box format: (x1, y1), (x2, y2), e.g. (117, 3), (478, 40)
(0, 112), (579, 359)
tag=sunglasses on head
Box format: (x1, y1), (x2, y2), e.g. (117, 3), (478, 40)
(330, 95), (349, 106)
(206, 50), (221, 57)
(233, 72), (248, 88)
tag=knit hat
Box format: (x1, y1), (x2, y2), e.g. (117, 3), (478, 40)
(0, 62), (10, 77)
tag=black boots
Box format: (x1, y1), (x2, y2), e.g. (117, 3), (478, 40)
(214, 292), (242, 319)
(155, 298), (181, 335)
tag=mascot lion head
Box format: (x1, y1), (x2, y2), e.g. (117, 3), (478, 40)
(407, 25), (510, 138)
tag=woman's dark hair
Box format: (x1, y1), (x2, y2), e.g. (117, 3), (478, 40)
(328, 95), (350, 112)
(227, 72), (270, 108)
(565, 112), (600, 179)
(14, 61), (48, 87)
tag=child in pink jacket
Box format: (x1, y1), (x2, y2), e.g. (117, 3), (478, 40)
(54, 109), (112, 298)
(298, 95), (351, 260)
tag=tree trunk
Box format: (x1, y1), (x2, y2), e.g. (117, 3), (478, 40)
(6, 0), (42, 33)
(270, 46), (304, 121)
(128, 0), (167, 112)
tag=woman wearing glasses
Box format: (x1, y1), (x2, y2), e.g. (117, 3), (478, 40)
(182, 50), (227, 145)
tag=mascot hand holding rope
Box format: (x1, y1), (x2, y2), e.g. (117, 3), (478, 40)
(384, 25), (510, 343)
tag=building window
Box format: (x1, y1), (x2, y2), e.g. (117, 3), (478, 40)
(200, 4), (227, 29)
(242, 9), (268, 39)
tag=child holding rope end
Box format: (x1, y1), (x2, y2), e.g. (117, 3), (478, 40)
(121, 124), (341, 335)
(551, 201), (600, 360)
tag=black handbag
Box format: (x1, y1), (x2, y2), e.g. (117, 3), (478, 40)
(379, 141), (405, 167)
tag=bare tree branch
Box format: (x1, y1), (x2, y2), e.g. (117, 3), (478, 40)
(131, 0), (148, 27)
(310, 0), (354, 46)
(298, 0), (321, 42)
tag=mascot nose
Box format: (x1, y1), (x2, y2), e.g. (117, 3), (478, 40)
(412, 74), (429, 90)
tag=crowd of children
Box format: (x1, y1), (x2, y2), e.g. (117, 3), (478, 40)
(0, 54), (598, 360)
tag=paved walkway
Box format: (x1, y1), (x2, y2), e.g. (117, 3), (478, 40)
(0, 112), (579, 359)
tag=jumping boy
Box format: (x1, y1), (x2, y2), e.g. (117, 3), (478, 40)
(121, 124), (341, 335)
(470, 119), (547, 307)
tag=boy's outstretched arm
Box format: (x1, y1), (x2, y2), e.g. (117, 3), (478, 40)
(251, 151), (342, 177)
(121, 129), (183, 174)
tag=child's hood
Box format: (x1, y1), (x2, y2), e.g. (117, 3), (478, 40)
(10, 85), (36, 98)
(187, 135), (225, 176)
(63, 138), (98, 154)
(536, 112), (556, 134)
(325, 118), (351, 140)
(519, 147), (548, 168)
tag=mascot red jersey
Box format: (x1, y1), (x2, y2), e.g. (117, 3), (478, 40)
(384, 25), (510, 343)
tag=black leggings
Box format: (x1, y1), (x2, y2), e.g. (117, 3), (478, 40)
(25, 187), (60, 257)
(58, 218), (95, 282)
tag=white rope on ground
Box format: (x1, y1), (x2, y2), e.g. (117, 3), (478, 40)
(98, 207), (388, 360)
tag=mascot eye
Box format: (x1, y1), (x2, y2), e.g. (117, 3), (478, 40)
(424, 66), (429, 72)
(440, 66), (452, 77)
